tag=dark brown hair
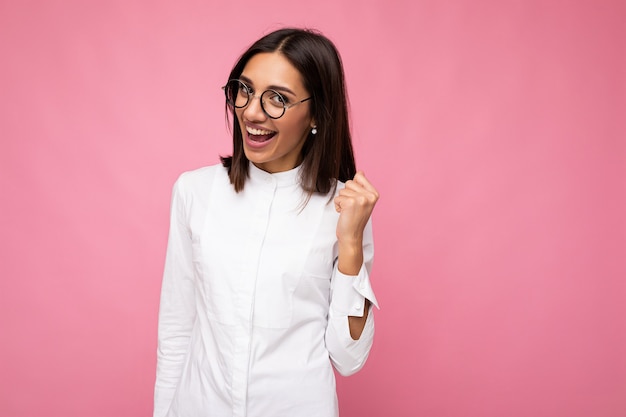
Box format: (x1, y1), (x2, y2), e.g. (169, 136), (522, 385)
(220, 28), (356, 196)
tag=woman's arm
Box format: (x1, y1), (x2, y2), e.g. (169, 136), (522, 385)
(154, 177), (196, 417)
(324, 172), (380, 376)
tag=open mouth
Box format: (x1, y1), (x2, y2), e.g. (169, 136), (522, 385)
(246, 126), (276, 143)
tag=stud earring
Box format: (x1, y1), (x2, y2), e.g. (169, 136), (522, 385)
(311, 126), (318, 135)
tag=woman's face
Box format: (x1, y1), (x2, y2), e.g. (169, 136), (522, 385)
(236, 52), (314, 173)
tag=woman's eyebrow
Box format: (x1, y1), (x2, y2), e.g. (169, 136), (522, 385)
(239, 75), (296, 96)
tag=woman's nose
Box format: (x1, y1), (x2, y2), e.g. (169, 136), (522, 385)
(243, 95), (267, 121)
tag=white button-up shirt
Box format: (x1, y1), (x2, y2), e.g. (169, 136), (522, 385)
(154, 163), (378, 417)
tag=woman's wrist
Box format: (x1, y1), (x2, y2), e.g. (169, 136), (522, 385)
(337, 240), (363, 276)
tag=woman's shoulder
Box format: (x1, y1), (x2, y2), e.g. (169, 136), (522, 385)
(173, 163), (228, 194)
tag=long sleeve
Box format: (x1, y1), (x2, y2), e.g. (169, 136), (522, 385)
(325, 219), (379, 376)
(154, 177), (197, 417)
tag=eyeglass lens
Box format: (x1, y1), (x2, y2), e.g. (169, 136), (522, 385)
(225, 80), (287, 119)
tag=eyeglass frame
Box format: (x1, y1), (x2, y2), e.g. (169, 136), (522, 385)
(222, 79), (312, 120)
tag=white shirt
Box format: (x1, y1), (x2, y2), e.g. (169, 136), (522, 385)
(154, 163), (379, 417)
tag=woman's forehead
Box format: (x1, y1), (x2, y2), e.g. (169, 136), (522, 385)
(241, 52), (306, 93)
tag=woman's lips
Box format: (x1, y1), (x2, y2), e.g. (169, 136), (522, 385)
(245, 125), (276, 145)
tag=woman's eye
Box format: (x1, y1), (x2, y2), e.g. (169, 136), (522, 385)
(239, 84), (252, 96)
(269, 93), (286, 106)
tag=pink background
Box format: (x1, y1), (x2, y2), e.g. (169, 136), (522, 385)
(1, 1), (624, 416)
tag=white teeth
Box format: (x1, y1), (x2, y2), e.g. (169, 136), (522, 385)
(246, 126), (275, 136)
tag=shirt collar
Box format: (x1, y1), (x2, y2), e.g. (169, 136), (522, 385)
(248, 162), (301, 187)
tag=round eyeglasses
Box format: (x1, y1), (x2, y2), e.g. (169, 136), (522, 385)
(223, 79), (312, 119)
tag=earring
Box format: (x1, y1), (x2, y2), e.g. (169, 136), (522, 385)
(311, 126), (318, 135)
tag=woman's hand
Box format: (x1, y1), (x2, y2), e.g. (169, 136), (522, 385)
(334, 171), (379, 276)
(334, 171), (379, 245)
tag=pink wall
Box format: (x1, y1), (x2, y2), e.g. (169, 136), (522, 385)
(1, 1), (624, 416)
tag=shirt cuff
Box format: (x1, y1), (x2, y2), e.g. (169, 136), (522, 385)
(330, 263), (379, 317)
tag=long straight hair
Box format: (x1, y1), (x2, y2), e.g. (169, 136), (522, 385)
(221, 28), (356, 197)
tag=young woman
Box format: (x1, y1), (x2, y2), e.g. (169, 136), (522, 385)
(154, 28), (379, 417)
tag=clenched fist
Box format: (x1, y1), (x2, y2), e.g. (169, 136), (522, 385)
(334, 171), (380, 247)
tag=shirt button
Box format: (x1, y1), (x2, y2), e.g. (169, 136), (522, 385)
(355, 303), (362, 311)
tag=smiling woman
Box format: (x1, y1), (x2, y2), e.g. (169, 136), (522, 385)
(153, 28), (380, 417)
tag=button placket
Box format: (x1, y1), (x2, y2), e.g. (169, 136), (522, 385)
(231, 178), (277, 416)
